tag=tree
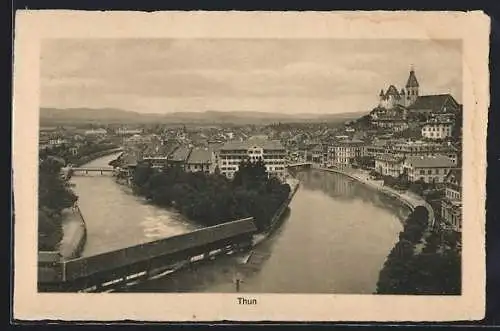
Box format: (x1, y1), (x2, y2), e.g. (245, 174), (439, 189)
(131, 157), (290, 233)
(132, 161), (154, 193)
(38, 207), (63, 251)
(377, 205), (461, 295)
(376, 239), (415, 294)
(233, 159), (268, 189)
(38, 156), (78, 251)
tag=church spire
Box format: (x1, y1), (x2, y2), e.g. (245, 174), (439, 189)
(406, 66), (419, 88)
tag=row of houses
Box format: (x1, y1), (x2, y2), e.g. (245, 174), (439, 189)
(375, 154), (456, 183)
(117, 137), (288, 182)
(305, 138), (459, 170)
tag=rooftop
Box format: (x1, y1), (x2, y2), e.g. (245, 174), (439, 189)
(62, 218), (258, 281)
(409, 94), (459, 112)
(187, 148), (212, 164)
(445, 168), (462, 186)
(405, 155), (456, 168)
(423, 121), (454, 126)
(334, 139), (365, 146)
(169, 146), (192, 162)
(121, 153), (139, 166)
(375, 154), (404, 163)
(406, 69), (419, 88)
(220, 139), (285, 151)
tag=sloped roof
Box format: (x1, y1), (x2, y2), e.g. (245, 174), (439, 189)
(121, 153), (139, 166)
(385, 85), (401, 97)
(220, 139), (285, 151)
(208, 142), (224, 152)
(405, 155), (456, 168)
(335, 139), (365, 146)
(169, 146), (192, 162)
(375, 153), (404, 163)
(409, 94), (459, 112)
(187, 148), (212, 164)
(406, 69), (419, 88)
(445, 168), (462, 186)
(63, 218), (258, 281)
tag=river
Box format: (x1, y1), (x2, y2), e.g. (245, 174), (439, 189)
(73, 154), (409, 293)
(70, 152), (199, 257)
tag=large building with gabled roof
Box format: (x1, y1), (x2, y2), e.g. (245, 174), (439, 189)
(217, 138), (287, 181)
(377, 67), (461, 115)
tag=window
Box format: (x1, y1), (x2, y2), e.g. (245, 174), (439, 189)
(427, 169), (432, 175)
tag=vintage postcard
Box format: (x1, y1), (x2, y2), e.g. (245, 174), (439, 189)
(13, 10), (488, 322)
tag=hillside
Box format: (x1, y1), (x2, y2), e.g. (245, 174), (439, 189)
(39, 107), (367, 126)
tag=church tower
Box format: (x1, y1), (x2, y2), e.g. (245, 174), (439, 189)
(405, 66), (419, 107)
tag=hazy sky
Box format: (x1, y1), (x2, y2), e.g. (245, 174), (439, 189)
(41, 39), (462, 114)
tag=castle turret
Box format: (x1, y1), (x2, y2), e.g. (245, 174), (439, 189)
(379, 89), (385, 107)
(405, 67), (419, 106)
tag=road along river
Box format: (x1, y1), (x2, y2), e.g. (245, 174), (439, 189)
(120, 168), (410, 294)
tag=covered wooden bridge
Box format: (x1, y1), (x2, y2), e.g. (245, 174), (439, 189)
(38, 217), (258, 292)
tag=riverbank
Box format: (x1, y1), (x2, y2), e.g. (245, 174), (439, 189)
(57, 206), (87, 259)
(313, 165), (434, 226)
(70, 147), (123, 167)
(313, 166), (437, 257)
(57, 148), (122, 258)
(252, 177), (300, 247)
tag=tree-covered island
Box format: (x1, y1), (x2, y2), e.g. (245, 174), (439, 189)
(131, 159), (291, 232)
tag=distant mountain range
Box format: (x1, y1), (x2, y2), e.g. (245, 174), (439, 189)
(40, 107), (368, 126)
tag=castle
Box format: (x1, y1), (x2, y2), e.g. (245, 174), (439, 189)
(370, 66), (461, 131)
(378, 67), (420, 109)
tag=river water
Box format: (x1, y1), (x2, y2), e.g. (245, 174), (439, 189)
(73, 154), (409, 294)
(71, 152), (199, 257)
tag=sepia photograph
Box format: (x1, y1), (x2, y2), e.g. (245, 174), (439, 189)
(13, 11), (488, 322)
(37, 38), (464, 295)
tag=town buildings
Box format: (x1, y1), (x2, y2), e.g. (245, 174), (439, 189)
(374, 154), (405, 178)
(168, 146), (192, 169)
(84, 128), (108, 136)
(402, 155), (456, 183)
(441, 169), (462, 232)
(218, 139), (287, 181)
(390, 140), (458, 163)
(408, 94), (461, 116)
(421, 120), (454, 140)
(115, 128), (143, 136)
(327, 139), (366, 169)
(142, 142), (179, 169)
(372, 68), (461, 133)
(185, 148), (212, 173)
